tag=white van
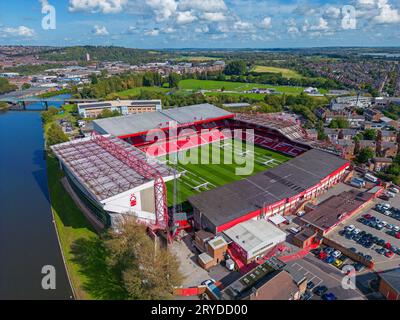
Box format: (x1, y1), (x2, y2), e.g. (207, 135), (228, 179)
(365, 173), (378, 183)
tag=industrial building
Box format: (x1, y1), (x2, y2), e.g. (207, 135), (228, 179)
(78, 99), (162, 118)
(51, 133), (175, 231)
(190, 149), (350, 234)
(223, 220), (286, 264)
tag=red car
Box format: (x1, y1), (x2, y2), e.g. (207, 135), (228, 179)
(319, 252), (328, 260)
(395, 233), (400, 239)
(385, 242), (392, 249)
(385, 251), (394, 258)
(363, 214), (372, 220)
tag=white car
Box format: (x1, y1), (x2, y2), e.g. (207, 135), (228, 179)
(386, 192), (396, 198)
(389, 187), (399, 194)
(346, 225), (355, 232)
(381, 221), (388, 227)
(353, 228), (361, 235)
(332, 250), (342, 258)
(394, 226), (400, 232)
(382, 203), (391, 210)
(297, 210), (305, 217)
(387, 224), (394, 230)
(384, 210), (392, 216)
(201, 279), (216, 287)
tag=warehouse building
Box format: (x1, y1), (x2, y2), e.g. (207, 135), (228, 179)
(189, 149), (350, 234)
(51, 134), (174, 229)
(78, 99), (162, 118)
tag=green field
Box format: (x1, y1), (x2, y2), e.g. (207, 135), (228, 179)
(175, 56), (220, 62)
(251, 65), (303, 79)
(204, 91), (266, 101)
(161, 139), (290, 205)
(178, 79), (319, 94)
(110, 86), (170, 99)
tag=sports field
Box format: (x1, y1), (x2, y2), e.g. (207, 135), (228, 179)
(160, 139), (290, 205)
(178, 79), (315, 94)
(251, 65), (303, 79)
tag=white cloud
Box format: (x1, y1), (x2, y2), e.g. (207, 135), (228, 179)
(124, 26), (138, 34)
(194, 25), (209, 33)
(145, 28), (160, 36)
(176, 10), (197, 24)
(178, 0), (227, 12)
(211, 33), (227, 40)
(92, 25), (109, 36)
(145, 0), (178, 21)
(163, 26), (176, 33)
(374, 0), (400, 23)
(1, 26), (35, 37)
(287, 26), (300, 34)
(69, 0), (128, 14)
(324, 6), (340, 19)
(260, 17), (272, 29)
(202, 12), (226, 22)
(234, 20), (253, 31)
(309, 17), (329, 31)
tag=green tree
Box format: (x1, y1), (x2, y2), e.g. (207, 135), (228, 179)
(168, 73), (181, 88)
(104, 220), (183, 299)
(363, 129), (377, 140)
(46, 123), (69, 147)
(329, 117), (349, 129)
(21, 83), (31, 90)
(356, 147), (374, 164)
(41, 107), (59, 124)
(224, 60), (247, 75)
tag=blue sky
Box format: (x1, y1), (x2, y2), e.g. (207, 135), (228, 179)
(0, 0), (399, 48)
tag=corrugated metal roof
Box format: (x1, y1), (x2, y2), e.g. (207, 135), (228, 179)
(93, 104), (233, 137)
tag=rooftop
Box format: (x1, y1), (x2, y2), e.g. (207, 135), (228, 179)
(93, 103), (233, 137)
(78, 99), (162, 110)
(301, 190), (373, 232)
(189, 149), (349, 229)
(51, 134), (172, 201)
(223, 220), (286, 253)
(379, 268), (400, 294)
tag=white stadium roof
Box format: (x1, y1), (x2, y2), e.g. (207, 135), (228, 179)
(93, 103), (233, 137)
(51, 135), (173, 202)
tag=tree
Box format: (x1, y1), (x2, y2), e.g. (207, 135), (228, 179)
(328, 117), (349, 129)
(97, 108), (121, 119)
(356, 147), (374, 164)
(41, 106), (59, 124)
(46, 123), (69, 147)
(104, 219), (183, 300)
(21, 83), (31, 90)
(363, 129), (377, 140)
(224, 60), (247, 75)
(168, 73), (181, 88)
(89, 73), (98, 85)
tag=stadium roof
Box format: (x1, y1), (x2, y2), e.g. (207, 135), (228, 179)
(189, 149), (349, 229)
(93, 103), (233, 137)
(51, 135), (173, 202)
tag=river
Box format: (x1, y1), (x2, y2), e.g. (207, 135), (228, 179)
(0, 95), (73, 299)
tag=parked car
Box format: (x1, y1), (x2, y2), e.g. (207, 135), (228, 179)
(325, 256), (335, 264)
(353, 263), (364, 272)
(394, 226), (400, 232)
(333, 259), (343, 268)
(322, 293), (337, 301)
(314, 285), (328, 296)
(385, 251), (394, 258)
(201, 279), (216, 287)
(324, 247), (335, 254)
(346, 225), (356, 232)
(297, 210), (305, 217)
(307, 281), (315, 290)
(332, 250), (342, 258)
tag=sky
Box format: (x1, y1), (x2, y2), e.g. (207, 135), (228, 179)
(0, 0), (400, 48)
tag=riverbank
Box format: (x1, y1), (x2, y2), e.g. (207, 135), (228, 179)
(44, 107), (128, 300)
(0, 102), (9, 111)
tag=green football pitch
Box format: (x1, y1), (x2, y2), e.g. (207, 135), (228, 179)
(158, 139), (291, 206)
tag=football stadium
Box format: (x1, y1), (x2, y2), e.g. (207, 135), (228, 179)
(52, 103), (350, 241)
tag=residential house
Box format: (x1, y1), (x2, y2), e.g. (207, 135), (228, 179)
(364, 109), (383, 122)
(369, 158), (393, 172)
(324, 128), (358, 142)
